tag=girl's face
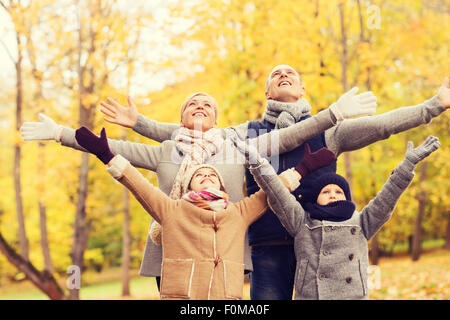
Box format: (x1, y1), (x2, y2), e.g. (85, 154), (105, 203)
(189, 168), (222, 193)
(316, 184), (347, 205)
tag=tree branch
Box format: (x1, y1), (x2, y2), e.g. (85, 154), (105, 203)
(0, 38), (16, 64)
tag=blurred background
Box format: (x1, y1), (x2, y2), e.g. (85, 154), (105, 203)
(0, 0), (448, 300)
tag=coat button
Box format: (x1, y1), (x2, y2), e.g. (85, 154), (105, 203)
(324, 226), (332, 232)
(351, 227), (357, 235)
(214, 256), (220, 267)
(323, 250), (330, 256)
(213, 222), (218, 232)
(349, 254), (354, 261)
(346, 277), (352, 284)
(319, 274), (326, 280)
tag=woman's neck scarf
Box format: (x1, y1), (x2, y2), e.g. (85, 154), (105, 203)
(169, 127), (224, 200)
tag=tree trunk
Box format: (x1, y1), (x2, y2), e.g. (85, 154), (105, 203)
(444, 217), (450, 250)
(37, 143), (54, 273)
(338, 2), (354, 193)
(14, 31), (29, 262)
(121, 186), (131, 297)
(70, 151), (91, 300)
(0, 232), (65, 300)
(370, 234), (379, 265)
(411, 162), (428, 261)
(27, 25), (55, 274)
(120, 126), (131, 297)
(69, 5), (96, 298)
(368, 148), (380, 265)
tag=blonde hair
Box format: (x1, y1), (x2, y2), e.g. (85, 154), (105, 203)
(180, 92), (218, 122)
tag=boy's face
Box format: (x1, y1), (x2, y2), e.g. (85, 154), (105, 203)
(189, 168), (221, 193)
(316, 184), (347, 205)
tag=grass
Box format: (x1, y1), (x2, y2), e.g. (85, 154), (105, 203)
(369, 248), (450, 300)
(391, 239), (445, 255)
(0, 248), (448, 300)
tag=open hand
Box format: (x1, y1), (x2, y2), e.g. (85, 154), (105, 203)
(100, 96), (139, 128)
(405, 136), (440, 165)
(437, 77), (450, 108)
(20, 113), (63, 141)
(330, 87), (377, 121)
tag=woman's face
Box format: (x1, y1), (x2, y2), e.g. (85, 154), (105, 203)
(189, 167), (222, 193)
(180, 94), (217, 132)
(316, 184), (347, 205)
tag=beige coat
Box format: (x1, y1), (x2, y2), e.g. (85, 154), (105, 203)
(108, 155), (268, 300)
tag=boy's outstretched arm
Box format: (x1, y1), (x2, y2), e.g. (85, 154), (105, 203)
(360, 136), (440, 240)
(230, 131), (336, 235)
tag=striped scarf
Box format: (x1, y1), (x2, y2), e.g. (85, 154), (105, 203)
(182, 188), (229, 212)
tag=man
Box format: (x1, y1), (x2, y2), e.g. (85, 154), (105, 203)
(103, 66), (449, 299)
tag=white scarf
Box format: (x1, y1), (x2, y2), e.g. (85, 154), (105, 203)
(169, 127), (224, 200)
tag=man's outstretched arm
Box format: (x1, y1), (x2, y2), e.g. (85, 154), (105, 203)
(326, 77), (449, 156)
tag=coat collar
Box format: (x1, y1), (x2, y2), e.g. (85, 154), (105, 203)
(305, 210), (360, 229)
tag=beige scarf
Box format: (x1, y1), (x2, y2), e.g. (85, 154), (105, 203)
(150, 127), (224, 245)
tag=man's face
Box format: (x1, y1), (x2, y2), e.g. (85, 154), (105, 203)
(316, 184), (347, 205)
(189, 167), (222, 193)
(181, 94), (217, 132)
(265, 65), (305, 102)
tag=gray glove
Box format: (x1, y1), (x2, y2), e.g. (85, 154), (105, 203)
(227, 128), (264, 168)
(403, 136), (440, 170)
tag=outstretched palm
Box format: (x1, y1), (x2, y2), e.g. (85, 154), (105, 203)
(100, 96), (139, 128)
(437, 77), (450, 108)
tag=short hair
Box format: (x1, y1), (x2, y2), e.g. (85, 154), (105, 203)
(265, 65), (302, 91)
(180, 92), (218, 122)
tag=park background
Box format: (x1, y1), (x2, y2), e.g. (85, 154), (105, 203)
(0, 0), (449, 300)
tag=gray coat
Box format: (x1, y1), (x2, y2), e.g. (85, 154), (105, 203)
(60, 109), (336, 276)
(250, 160), (415, 300)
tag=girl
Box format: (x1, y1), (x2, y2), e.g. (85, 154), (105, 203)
(232, 134), (440, 299)
(74, 126), (299, 300)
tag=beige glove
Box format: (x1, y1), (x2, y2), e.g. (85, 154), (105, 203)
(279, 168), (301, 192)
(149, 220), (162, 245)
